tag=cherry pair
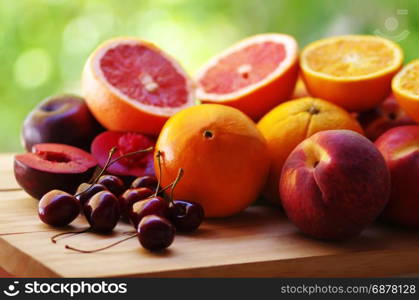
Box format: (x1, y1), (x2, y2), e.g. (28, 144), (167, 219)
(39, 174), (124, 233)
(122, 154), (204, 234)
(121, 188), (204, 232)
(118, 169), (204, 250)
(39, 147), (145, 230)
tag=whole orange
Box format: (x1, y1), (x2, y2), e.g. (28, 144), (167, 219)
(257, 97), (364, 204)
(155, 104), (270, 218)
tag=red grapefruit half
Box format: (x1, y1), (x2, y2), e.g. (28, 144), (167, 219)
(195, 33), (299, 120)
(82, 37), (195, 136)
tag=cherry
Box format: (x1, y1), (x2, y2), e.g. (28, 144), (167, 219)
(131, 175), (158, 191)
(168, 200), (204, 232)
(137, 215), (175, 251)
(119, 187), (154, 218)
(65, 214), (175, 253)
(83, 191), (120, 233)
(163, 167), (204, 232)
(97, 175), (125, 196)
(38, 190), (80, 227)
(129, 196), (169, 227)
(75, 183), (107, 206)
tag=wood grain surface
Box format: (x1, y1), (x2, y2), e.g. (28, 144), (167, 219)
(1, 153), (419, 277)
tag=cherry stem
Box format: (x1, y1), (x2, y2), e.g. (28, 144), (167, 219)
(0, 230), (52, 236)
(108, 146), (154, 166)
(88, 146), (118, 184)
(51, 228), (90, 244)
(141, 174), (182, 203)
(76, 146), (154, 198)
(170, 168), (184, 204)
(158, 182), (176, 194)
(122, 230), (136, 235)
(0, 188), (23, 192)
(77, 146), (118, 197)
(154, 151), (163, 197)
(65, 233), (138, 253)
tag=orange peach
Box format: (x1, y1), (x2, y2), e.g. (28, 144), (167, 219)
(280, 130), (390, 239)
(375, 125), (419, 227)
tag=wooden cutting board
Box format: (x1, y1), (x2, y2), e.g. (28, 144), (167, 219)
(1, 153), (419, 277)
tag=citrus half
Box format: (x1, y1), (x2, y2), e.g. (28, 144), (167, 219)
(195, 33), (299, 120)
(301, 35), (403, 112)
(82, 37), (195, 136)
(392, 59), (419, 123)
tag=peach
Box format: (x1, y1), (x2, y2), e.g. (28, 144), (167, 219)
(375, 125), (419, 227)
(280, 130), (390, 240)
(357, 94), (415, 141)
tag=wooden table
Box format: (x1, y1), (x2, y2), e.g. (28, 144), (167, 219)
(1, 153), (419, 277)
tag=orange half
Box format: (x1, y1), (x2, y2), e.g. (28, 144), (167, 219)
(301, 35), (403, 112)
(392, 59), (419, 122)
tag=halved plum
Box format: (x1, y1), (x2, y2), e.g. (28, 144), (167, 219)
(14, 144), (97, 199)
(91, 131), (155, 177)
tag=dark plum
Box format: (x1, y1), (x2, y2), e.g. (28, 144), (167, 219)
(38, 190), (80, 227)
(22, 94), (103, 151)
(137, 215), (175, 251)
(168, 200), (204, 232)
(83, 191), (120, 233)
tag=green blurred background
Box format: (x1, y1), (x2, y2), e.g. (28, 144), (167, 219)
(0, 0), (418, 152)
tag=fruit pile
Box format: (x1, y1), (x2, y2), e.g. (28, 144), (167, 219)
(37, 148), (204, 252)
(12, 33), (419, 252)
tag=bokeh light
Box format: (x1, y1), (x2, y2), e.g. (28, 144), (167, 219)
(14, 48), (52, 89)
(0, 0), (417, 151)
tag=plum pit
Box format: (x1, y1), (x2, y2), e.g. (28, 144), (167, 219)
(35, 150), (71, 163)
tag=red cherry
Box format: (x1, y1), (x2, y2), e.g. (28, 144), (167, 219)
(39, 190), (80, 227)
(129, 196), (169, 227)
(137, 215), (175, 251)
(119, 187), (154, 219)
